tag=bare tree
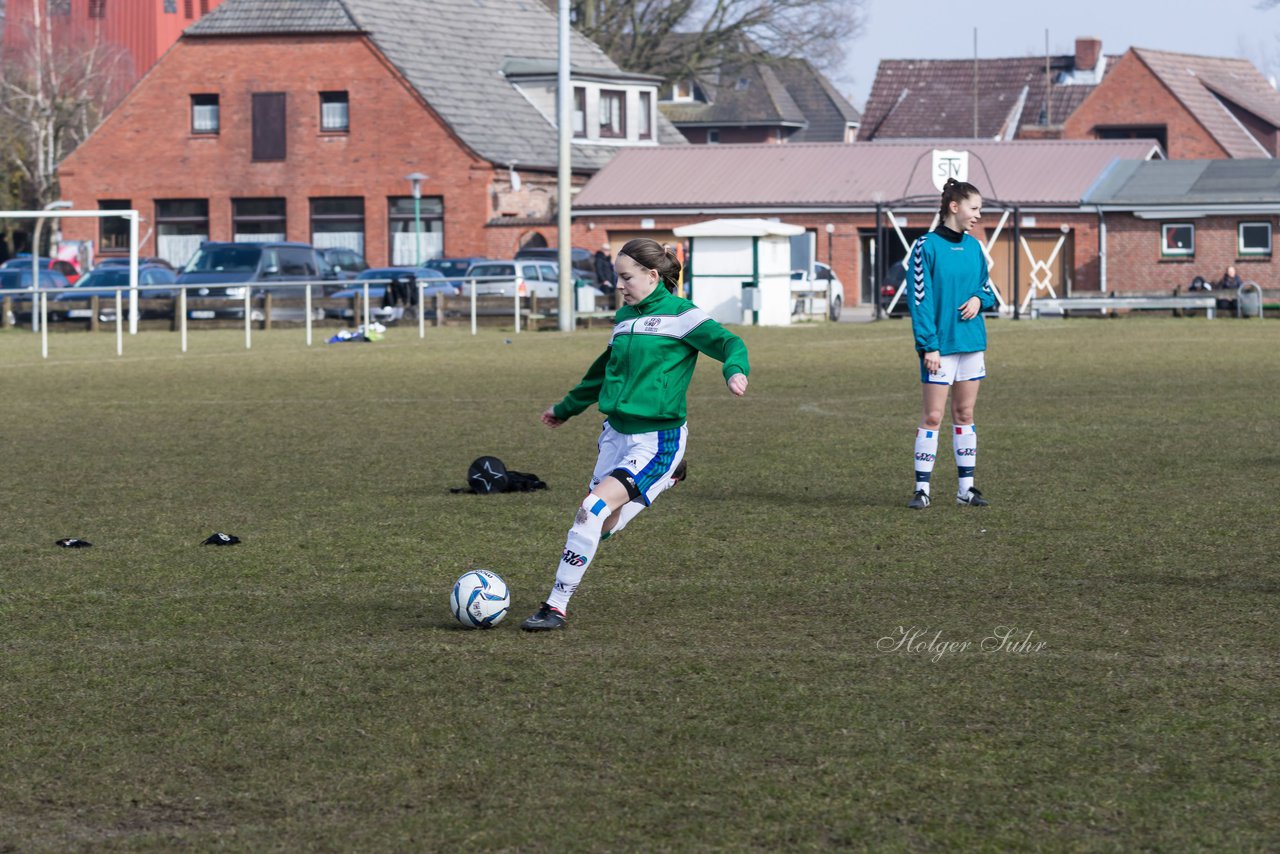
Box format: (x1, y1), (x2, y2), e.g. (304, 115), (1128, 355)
(0, 1), (134, 211)
(563, 0), (866, 84)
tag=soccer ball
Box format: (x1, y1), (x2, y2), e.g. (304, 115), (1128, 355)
(450, 569), (511, 628)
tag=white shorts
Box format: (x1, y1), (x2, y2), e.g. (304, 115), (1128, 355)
(589, 422), (688, 506)
(920, 351), (986, 386)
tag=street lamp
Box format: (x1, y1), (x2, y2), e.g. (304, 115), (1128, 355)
(405, 172), (427, 266)
(31, 200), (73, 332)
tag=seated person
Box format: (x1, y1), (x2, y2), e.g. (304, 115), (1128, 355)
(1219, 265), (1243, 290)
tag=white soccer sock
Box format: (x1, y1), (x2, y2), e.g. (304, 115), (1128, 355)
(913, 428), (939, 495)
(546, 494), (609, 614)
(954, 424), (977, 496)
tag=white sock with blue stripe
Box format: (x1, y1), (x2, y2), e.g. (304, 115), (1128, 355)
(546, 494), (609, 614)
(913, 428), (938, 496)
(954, 424), (977, 497)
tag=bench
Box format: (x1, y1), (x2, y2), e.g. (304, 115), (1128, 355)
(1029, 295), (1217, 319)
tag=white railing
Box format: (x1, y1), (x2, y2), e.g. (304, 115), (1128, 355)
(2, 275), (608, 359)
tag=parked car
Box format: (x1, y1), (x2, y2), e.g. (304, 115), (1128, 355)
(51, 265), (178, 322)
(514, 246), (599, 287)
(327, 267), (454, 321)
(319, 247), (368, 280)
(176, 241), (328, 320)
(465, 258), (561, 298)
(878, 261), (910, 317)
(790, 261), (845, 321)
(2, 256), (80, 285)
(1, 268), (72, 325)
(422, 256), (490, 282)
(96, 256), (176, 271)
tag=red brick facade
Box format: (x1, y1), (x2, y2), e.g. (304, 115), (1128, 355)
(1102, 214), (1278, 292)
(58, 34), (572, 266)
(568, 210), (1105, 307)
(1062, 52), (1229, 159)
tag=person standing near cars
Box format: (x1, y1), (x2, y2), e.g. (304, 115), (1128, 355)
(593, 242), (616, 291)
(521, 238), (749, 631)
(907, 178), (997, 510)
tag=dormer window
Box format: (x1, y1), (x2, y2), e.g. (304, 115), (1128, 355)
(599, 90), (625, 138)
(671, 79), (696, 102)
(639, 91), (652, 140)
(573, 86), (586, 138)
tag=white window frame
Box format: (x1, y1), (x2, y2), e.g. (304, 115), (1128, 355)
(1161, 223), (1195, 257)
(1238, 221), (1271, 257)
(319, 91), (349, 133)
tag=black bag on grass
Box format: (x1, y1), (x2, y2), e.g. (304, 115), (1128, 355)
(452, 456), (547, 494)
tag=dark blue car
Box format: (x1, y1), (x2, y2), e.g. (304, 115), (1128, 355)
(327, 267), (455, 321)
(52, 265), (178, 322)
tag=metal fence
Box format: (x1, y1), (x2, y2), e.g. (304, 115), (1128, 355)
(0, 276), (618, 359)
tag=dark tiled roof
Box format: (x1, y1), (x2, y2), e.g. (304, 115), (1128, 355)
(660, 55), (859, 143)
(1086, 158), (1280, 206)
(771, 59), (860, 141)
(661, 61), (806, 126)
(574, 139), (1161, 210)
(190, 0), (685, 171)
(187, 0), (360, 33)
(1133, 48), (1280, 158)
(859, 56), (1113, 140)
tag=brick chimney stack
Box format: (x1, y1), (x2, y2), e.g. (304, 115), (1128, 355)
(1075, 37), (1102, 72)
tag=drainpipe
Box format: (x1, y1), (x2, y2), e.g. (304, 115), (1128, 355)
(1097, 207), (1107, 294)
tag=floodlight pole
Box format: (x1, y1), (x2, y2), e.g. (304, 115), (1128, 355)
(556, 0), (574, 332)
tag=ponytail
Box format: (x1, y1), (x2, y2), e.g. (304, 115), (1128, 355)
(618, 238), (682, 292)
(939, 177), (981, 223)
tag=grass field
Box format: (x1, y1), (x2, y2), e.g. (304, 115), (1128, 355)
(1, 317), (1277, 851)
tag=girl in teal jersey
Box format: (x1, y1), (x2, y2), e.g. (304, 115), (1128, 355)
(907, 178), (998, 510)
(521, 238), (749, 631)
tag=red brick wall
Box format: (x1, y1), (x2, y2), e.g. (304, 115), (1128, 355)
(562, 210), (1105, 306)
(1063, 51), (1229, 159)
(58, 34), (500, 266)
(1102, 213), (1278, 293)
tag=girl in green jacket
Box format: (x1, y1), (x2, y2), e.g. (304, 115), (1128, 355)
(522, 238), (749, 631)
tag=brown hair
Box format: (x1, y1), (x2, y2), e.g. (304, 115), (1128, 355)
(618, 238), (681, 292)
(939, 177), (982, 223)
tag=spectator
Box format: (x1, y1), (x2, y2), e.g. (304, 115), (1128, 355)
(593, 242), (615, 291)
(1219, 265), (1243, 290)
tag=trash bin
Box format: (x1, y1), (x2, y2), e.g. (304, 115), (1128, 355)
(1238, 283), (1262, 318)
(574, 279), (596, 313)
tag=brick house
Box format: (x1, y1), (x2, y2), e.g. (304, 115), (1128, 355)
(860, 39), (1280, 160)
(569, 139), (1159, 308)
(859, 38), (1112, 142)
(1063, 48), (1280, 158)
(56, 0), (684, 268)
(1085, 159), (1280, 293)
(661, 52), (861, 144)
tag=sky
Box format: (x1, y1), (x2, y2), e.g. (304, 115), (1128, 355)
(836, 0), (1280, 110)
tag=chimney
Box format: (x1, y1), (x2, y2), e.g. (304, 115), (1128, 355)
(1075, 37), (1102, 72)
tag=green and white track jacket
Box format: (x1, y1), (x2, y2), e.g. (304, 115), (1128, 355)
(552, 287), (750, 434)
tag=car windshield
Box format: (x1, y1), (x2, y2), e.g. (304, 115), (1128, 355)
(358, 269), (412, 281)
(77, 269), (131, 288)
(424, 260), (471, 277)
(183, 245), (262, 273)
(468, 264), (514, 278)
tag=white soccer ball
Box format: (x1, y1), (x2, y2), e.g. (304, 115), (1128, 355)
(450, 569), (511, 629)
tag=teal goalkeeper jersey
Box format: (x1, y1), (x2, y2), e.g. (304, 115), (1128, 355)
(909, 227), (997, 355)
(552, 286), (750, 434)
